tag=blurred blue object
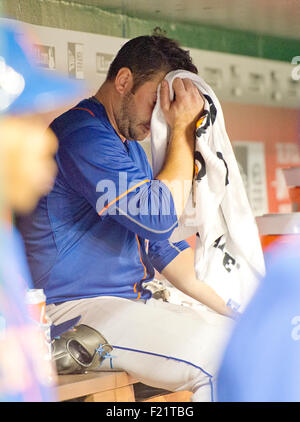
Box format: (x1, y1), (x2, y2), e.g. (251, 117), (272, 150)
(0, 20), (85, 402)
(217, 238), (300, 402)
(0, 223), (57, 402)
(0, 21), (84, 114)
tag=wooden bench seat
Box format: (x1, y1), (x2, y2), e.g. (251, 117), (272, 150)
(57, 371), (192, 402)
(57, 371), (138, 402)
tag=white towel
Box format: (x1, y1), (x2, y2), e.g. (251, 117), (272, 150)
(150, 70), (265, 312)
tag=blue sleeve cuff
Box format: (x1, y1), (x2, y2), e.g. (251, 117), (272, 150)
(147, 239), (190, 273)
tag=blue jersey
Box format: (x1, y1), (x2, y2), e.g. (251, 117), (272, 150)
(17, 98), (189, 305)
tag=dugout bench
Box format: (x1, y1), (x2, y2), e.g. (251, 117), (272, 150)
(57, 371), (192, 402)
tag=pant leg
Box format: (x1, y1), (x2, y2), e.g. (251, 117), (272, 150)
(47, 296), (234, 401)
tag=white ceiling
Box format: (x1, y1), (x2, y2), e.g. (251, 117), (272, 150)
(68, 0), (300, 40)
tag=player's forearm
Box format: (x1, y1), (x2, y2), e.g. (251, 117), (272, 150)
(161, 247), (235, 318)
(156, 78), (204, 219)
(155, 125), (194, 217)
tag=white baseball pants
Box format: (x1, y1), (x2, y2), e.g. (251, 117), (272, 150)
(47, 296), (234, 401)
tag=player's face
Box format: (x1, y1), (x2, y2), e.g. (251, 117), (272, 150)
(117, 71), (166, 141)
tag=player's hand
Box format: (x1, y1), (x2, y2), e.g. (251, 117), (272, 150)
(160, 77), (204, 132)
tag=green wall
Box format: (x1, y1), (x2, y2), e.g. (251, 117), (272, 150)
(1, 0), (300, 62)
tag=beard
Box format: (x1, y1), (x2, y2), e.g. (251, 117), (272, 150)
(115, 92), (149, 141)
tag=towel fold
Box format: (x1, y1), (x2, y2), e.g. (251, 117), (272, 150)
(150, 70), (265, 311)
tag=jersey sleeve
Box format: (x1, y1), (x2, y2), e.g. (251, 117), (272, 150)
(147, 238), (190, 273)
(57, 126), (178, 241)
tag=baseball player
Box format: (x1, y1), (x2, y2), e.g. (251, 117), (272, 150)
(17, 34), (235, 401)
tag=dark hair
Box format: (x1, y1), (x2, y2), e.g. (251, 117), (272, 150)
(106, 34), (198, 92)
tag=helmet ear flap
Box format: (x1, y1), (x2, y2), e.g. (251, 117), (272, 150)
(52, 324), (113, 375)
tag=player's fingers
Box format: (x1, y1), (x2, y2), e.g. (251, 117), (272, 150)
(182, 78), (201, 97)
(160, 80), (170, 112)
(172, 77), (186, 98)
(181, 78), (194, 90)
